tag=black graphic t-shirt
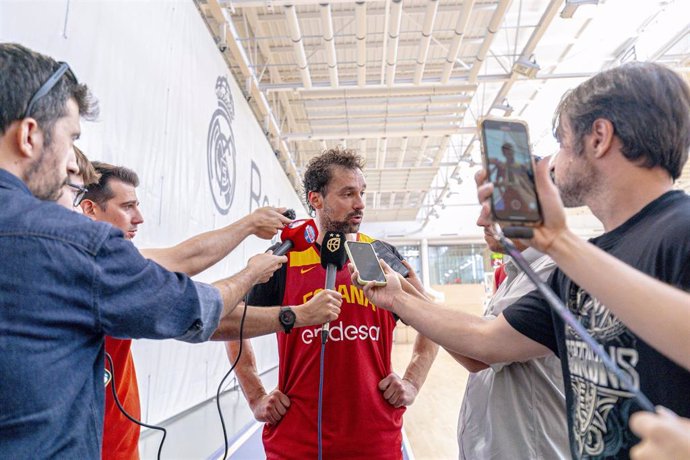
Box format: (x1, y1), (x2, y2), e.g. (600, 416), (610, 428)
(504, 190), (690, 460)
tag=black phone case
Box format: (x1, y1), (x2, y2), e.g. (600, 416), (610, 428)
(371, 241), (410, 278)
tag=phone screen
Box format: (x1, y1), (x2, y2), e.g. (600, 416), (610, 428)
(346, 241), (387, 284)
(480, 119), (542, 223)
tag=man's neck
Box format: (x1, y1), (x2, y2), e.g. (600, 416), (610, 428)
(586, 167), (673, 232)
(315, 230), (357, 245)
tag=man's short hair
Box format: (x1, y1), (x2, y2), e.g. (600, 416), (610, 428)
(553, 62), (690, 180)
(83, 162), (139, 209)
(73, 146), (100, 186)
(303, 147), (366, 212)
(0, 43), (98, 145)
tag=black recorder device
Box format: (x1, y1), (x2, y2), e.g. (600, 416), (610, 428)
(479, 118), (542, 225)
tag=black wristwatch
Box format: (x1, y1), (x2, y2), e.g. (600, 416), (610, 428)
(279, 306), (296, 334)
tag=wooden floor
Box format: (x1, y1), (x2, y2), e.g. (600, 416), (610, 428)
(391, 284), (486, 460)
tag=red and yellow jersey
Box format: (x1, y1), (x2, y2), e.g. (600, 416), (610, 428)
(102, 337), (140, 460)
(261, 234), (404, 460)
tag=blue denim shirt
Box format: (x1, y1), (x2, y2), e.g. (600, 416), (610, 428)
(0, 169), (222, 458)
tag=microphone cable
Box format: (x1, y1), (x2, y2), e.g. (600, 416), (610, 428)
(104, 352), (167, 460)
(216, 299), (249, 460)
(317, 328), (328, 460)
(494, 224), (656, 413)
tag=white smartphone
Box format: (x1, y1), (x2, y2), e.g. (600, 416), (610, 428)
(345, 241), (387, 286)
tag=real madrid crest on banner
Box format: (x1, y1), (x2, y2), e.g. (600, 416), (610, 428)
(207, 77), (237, 215)
(326, 233), (341, 253)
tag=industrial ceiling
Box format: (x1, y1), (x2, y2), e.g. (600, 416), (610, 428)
(195, 0), (690, 225)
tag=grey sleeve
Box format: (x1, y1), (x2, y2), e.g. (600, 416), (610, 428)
(175, 281), (223, 343)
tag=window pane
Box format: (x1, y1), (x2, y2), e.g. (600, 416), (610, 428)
(428, 244), (487, 284)
(396, 245), (421, 278)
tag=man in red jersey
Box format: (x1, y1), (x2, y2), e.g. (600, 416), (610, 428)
(80, 161), (342, 460)
(227, 147), (439, 459)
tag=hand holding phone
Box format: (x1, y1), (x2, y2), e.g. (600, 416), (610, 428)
(479, 117), (542, 225)
(345, 241), (387, 286)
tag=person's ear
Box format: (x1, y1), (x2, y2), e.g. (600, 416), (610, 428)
(590, 118), (615, 158)
(80, 199), (97, 219)
(309, 191), (323, 211)
(15, 118), (44, 160)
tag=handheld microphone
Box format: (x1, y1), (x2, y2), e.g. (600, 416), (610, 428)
(319, 231), (347, 343)
(282, 208), (296, 220)
(502, 226), (534, 239)
(268, 219), (318, 256)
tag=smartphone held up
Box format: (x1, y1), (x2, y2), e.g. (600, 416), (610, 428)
(479, 118), (542, 225)
(345, 241), (387, 287)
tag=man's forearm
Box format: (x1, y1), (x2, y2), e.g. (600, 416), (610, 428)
(225, 340), (268, 406)
(401, 334), (439, 390)
(211, 303), (322, 341)
(141, 217), (254, 276)
(213, 304), (281, 340)
(445, 348), (490, 372)
(392, 291), (548, 365)
(212, 267), (259, 322)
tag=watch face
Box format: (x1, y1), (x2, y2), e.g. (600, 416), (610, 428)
(280, 308), (296, 326)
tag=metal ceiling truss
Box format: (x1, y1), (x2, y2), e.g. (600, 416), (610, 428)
(197, 0), (690, 223)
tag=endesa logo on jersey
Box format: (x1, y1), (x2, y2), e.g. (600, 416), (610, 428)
(301, 321), (380, 344)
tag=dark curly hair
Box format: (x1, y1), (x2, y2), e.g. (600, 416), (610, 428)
(552, 61), (690, 180)
(303, 147), (365, 213)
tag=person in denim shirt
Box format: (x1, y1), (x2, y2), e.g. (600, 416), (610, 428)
(0, 43), (286, 458)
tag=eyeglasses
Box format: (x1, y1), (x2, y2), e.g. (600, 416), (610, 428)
(22, 62), (78, 119)
(66, 182), (88, 207)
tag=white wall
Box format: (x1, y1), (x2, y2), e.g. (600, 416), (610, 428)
(0, 0), (304, 424)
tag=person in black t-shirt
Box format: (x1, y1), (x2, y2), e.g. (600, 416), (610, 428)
(354, 62), (690, 460)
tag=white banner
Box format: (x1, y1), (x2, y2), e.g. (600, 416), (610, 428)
(0, 0), (303, 424)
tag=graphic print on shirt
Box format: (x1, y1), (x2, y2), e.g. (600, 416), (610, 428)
(300, 283), (381, 344)
(566, 285), (640, 458)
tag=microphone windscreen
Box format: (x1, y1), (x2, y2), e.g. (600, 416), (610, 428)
(502, 226), (534, 239)
(282, 208), (296, 220)
(279, 219), (318, 252)
(320, 231), (348, 270)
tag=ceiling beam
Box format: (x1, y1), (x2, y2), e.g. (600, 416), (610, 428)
(414, 0), (439, 85)
(249, 36), (485, 56)
(252, 3), (496, 21)
(377, 138), (388, 168)
(385, 0), (404, 86)
(229, 0), (377, 7)
(320, 3), (339, 87)
(284, 126), (475, 141)
(244, 9), (298, 134)
(303, 94), (472, 108)
(396, 137), (409, 168)
(468, 0), (513, 84)
(290, 82), (477, 98)
(355, 1), (367, 86)
(309, 115), (465, 128)
(285, 5), (313, 88)
(301, 105), (467, 119)
(414, 136), (431, 167)
(441, 0), (475, 83)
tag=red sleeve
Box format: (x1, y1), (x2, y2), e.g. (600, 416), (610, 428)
(493, 264), (507, 292)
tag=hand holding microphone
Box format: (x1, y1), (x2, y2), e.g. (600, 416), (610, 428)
(248, 207), (295, 240)
(319, 231), (348, 343)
